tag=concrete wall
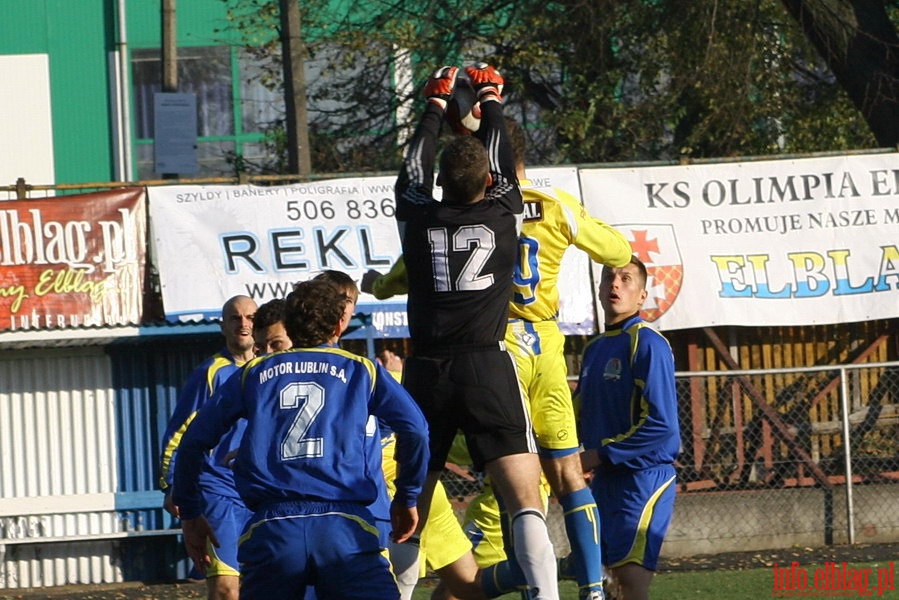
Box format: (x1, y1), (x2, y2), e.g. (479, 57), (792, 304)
(461, 483), (899, 559)
(663, 484), (899, 557)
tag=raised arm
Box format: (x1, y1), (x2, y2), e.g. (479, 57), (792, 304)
(467, 63), (522, 216)
(395, 67), (459, 231)
(557, 187), (632, 267)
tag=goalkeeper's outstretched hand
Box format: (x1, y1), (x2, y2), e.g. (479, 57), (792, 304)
(465, 62), (503, 102)
(423, 66), (458, 110)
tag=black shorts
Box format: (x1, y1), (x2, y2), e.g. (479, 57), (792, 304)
(403, 347), (537, 471)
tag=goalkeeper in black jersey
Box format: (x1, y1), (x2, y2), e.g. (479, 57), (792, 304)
(395, 63), (559, 600)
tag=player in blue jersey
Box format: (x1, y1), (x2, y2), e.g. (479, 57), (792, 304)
(159, 295), (256, 600)
(251, 297), (290, 355)
(254, 279), (481, 600)
(249, 288), (381, 600)
(173, 277), (429, 599)
(311, 269), (400, 553)
(576, 256), (681, 600)
(311, 271), (481, 600)
(250, 290), (367, 600)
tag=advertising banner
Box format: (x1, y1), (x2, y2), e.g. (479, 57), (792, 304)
(0, 188), (146, 331)
(580, 152), (899, 330)
(148, 168), (592, 338)
(148, 177), (401, 334)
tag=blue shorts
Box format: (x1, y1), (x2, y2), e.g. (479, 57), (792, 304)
(590, 463), (676, 571)
(201, 489), (254, 577)
(238, 500), (398, 600)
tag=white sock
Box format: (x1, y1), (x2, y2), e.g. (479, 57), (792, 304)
(389, 537), (421, 600)
(511, 508), (559, 600)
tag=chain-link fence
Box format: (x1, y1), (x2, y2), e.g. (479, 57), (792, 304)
(670, 361), (899, 554)
(439, 361), (899, 558)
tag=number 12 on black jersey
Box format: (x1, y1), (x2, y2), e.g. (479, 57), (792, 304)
(427, 224), (496, 292)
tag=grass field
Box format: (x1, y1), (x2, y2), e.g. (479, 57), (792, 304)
(2, 551), (895, 599)
(651, 561), (897, 598)
(407, 560), (899, 599)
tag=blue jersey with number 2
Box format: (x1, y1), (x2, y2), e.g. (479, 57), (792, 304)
(174, 346), (429, 519)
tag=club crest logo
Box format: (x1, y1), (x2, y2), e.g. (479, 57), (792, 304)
(618, 224), (683, 323)
(603, 357), (623, 381)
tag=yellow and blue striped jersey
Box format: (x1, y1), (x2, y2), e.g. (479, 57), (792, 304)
(576, 315), (680, 470)
(510, 183), (632, 322)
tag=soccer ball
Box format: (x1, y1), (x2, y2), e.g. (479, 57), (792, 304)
(446, 78), (481, 135)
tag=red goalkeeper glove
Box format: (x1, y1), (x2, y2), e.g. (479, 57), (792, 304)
(465, 62), (504, 103)
(423, 66), (459, 110)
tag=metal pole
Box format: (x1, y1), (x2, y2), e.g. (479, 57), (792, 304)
(839, 367), (856, 544)
(160, 0), (178, 180)
(15, 177), (27, 200)
(366, 324), (375, 360)
(279, 0), (312, 176)
(115, 0), (134, 181)
(162, 0), (177, 93)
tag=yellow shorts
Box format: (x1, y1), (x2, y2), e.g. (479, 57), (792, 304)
(505, 319), (578, 453)
(381, 435), (471, 572)
(461, 483), (505, 567)
(462, 480), (551, 568)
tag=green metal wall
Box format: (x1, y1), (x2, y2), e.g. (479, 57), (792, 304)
(1, 1), (113, 184)
(0, 0), (243, 185)
(48, 1), (116, 183)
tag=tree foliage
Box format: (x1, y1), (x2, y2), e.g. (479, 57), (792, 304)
(780, 0), (899, 148)
(220, 0), (895, 175)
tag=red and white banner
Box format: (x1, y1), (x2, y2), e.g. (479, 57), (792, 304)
(0, 188), (146, 331)
(581, 152), (899, 330)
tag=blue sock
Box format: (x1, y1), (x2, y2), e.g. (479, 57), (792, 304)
(560, 487), (603, 593)
(480, 559), (527, 598)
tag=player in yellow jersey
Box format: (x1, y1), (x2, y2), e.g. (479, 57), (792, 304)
(363, 118), (631, 600)
(495, 119), (632, 600)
